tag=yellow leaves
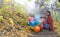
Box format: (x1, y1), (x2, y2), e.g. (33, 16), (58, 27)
(3, 5), (10, 10)
(28, 33), (33, 36)
(53, 11), (59, 21)
(0, 8), (3, 13)
(4, 0), (13, 3)
(9, 18), (14, 26)
(0, 5), (10, 13)
(14, 26), (32, 37)
(30, 26), (34, 30)
(13, 3), (21, 8)
(0, 16), (3, 20)
(15, 6), (25, 15)
(57, 1), (60, 6)
(0, 1), (30, 37)
(20, 33), (24, 37)
(17, 9), (24, 13)
(22, 28), (26, 31)
(41, 5), (45, 9)
(26, 20), (29, 24)
(20, 8), (24, 12)
(0, 26), (5, 29)
(46, 0), (50, 3)
(28, 0), (32, 2)
(18, 6), (24, 12)
(55, 28), (60, 35)
(0, 16), (4, 21)
(55, 11), (58, 17)
(57, 2), (60, 7)
(37, 0), (41, 3)
(54, 21), (60, 36)
(20, 19), (25, 23)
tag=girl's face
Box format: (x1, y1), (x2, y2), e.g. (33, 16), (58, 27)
(46, 12), (49, 16)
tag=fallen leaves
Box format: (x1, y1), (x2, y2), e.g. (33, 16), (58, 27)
(0, 2), (32, 37)
(54, 21), (60, 36)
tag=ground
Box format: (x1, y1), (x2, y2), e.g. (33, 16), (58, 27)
(29, 30), (58, 37)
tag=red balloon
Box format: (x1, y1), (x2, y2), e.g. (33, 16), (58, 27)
(34, 26), (40, 32)
(41, 18), (46, 24)
(27, 17), (34, 22)
(40, 24), (44, 31)
(27, 18), (30, 22)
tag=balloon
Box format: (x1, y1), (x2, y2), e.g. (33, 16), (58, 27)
(44, 23), (50, 30)
(30, 17), (35, 21)
(28, 17), (34, 22)
(41, 18), (46, 24)
(34, 14), (40, 20)
(29, 20), (36, 26)
(34, 26), (40, 32)
(36, 19), (42, 26)
(40, 24), (44, 31)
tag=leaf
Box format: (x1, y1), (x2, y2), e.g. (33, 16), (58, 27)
(28, 0), (32, 2)
(41, 5), (45, 9)
(57, 2), (60, 7)
(37, 0), (41, 3)
(53, 11), (59, 21)
(4, 0), (13, 3)
(9, 18), (14, 26)
(0, 16), (3, 20)
(46, 0), (50, 3)
(29, 34), (33, 36)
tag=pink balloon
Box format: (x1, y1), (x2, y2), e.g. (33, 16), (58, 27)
(41, 18), (46, 24)
(30, 17), (34, 21)
(28, 17), (34, 22)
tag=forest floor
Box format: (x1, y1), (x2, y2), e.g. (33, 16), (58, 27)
(29, 29), (58, 37)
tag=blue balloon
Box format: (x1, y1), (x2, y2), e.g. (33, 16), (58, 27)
(29, 20), (36, 26)
(34, 14), (40, 20)
(44, 24), (50, 29)
(36, 19), (42, 26)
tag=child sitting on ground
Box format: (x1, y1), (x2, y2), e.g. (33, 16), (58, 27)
(46, 11), (53, 31)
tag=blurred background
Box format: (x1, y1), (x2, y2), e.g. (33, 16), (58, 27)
(0, 0), (60, 37)
(0, 0), (60, 22)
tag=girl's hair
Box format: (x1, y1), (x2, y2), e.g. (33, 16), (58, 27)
(46, 11), (51, 16)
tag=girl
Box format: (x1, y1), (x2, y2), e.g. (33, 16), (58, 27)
(46, 11), (53, 31)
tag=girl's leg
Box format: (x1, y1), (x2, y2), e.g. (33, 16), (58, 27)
(50, 24), (53, 31)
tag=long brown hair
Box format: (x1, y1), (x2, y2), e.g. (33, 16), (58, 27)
(46, 11), (51, 16)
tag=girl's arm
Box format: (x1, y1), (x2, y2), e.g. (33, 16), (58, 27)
(48, 16), (53, 24)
